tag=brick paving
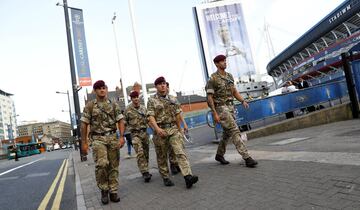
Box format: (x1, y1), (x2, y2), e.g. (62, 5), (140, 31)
(73, 119), (360, 209)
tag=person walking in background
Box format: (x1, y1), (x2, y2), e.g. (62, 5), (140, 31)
(124, 91), (152, 183)
(206, 54), (258, 168)
(80, 80), (125, 204)
(147, 76), (198, 188)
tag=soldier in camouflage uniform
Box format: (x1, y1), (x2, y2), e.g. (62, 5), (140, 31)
(166, 82), (185, 175)
(147, 76), (198, 188)
(206, 55), (258, 167)
(80, 80), (125, 204)
(124, 91), (152, 182)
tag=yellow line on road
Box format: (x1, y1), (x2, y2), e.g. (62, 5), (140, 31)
(37, 159), (66, 210)
(51, 159), (69, 210)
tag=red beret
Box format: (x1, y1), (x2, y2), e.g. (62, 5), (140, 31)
(213, 54), (226, 63)
(129, 91), (139, 98)
(93, 80), (106, 89)
(154, 76), (166, 86)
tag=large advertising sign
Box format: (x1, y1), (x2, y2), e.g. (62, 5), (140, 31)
(71, 9), (92, 87)
(195, 0), (256, 82)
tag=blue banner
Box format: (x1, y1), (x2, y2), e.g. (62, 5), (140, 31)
(352, 60), (360, 100)
(71, 9), (92, 87)
(234, 80), (348, 125)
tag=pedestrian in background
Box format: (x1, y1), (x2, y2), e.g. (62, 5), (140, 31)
(80, 80), (125, 204)
(147, 76), (198, 188)
(206, 54), (258, 167)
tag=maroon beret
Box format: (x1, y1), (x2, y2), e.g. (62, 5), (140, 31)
(154, 76), (166, 86)
(213, 54), (226, 63)
(93, 80), (106, 89)
(129, 91), (139, 98)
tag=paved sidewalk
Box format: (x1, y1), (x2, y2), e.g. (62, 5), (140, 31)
(73, 119), (360, 210)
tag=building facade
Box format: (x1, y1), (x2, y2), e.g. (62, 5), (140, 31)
(17, 121), (71, 142)
(0, 89), (17, 140)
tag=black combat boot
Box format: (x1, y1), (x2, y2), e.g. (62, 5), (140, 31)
(143, 172), (152, 183)
(184, 175), (199, 189)
(163, 178), (175, 187)
(244, 157), (258, 168)
(215, 154), (230, 165)
(109, 193), (120, 203)
(170, 164), (179, 175)
(101, 190), (109, 204)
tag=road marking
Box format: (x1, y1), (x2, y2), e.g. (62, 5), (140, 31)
(269, 137), (310, 145)
(0, 158), (45, 177)
(51, 159), (69, 210)
(25, 172), (50, 178)
(0, 176), (19, 181)
(38, 159), (66, 210)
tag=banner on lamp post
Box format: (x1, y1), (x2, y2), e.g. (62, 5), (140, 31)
(71, 8), (92, 87)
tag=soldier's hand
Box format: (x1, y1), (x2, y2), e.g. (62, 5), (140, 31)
(183, 123), (188, 133)
(118, 136), (125, 149)
(243, 101), (249, 109)
(213, 112), (220, 124)
(156, 128), (167, 137)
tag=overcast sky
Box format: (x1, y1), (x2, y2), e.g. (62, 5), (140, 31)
(0, 0), (344, 124)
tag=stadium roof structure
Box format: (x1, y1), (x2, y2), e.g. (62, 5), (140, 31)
(0, 89), (13, 96)
(267, 0), (360, 87)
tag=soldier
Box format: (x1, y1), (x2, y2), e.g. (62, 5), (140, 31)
(147, 76), (198, 188)
(124, 91), (152, 182)
(206, 55), (258, 167)
(80, 80), (125, 204)
(166, 82), (183, 175)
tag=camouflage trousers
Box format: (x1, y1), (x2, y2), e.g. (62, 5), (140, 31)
(168, 138), (184, 166)
(216, 105), (250, 159)
(91, 134), (120, 193)
(131, 131), (150, 174)
(152, 127), (192, 178)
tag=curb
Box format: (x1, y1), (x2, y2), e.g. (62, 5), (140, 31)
(71, 152), (86, 210)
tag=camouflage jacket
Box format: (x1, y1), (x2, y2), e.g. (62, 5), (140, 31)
(124, 104), (148, 131)
(206, 70), (235, 106)
(147, 93), (181, 125)
(80, 99), (123, 134)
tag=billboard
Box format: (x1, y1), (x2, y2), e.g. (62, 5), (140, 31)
(71, 8), (92, 87)
(194, 0), (255, 82)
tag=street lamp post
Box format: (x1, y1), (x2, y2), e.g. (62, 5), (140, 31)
(58, 0), (85, 161)
(128, 0), (149, 105)
(56, 91), (75, 144)
(112, 13), (129, 107)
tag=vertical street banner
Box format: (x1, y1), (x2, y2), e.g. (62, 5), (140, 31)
(71, 9), (92, 87)
(195, 0), (256, 81)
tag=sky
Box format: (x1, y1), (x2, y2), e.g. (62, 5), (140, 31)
(0, 0), (344, 124)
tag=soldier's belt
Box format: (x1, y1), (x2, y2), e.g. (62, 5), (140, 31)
(130, 128), (147, 133)
(215, 100), (234, 106)
(158, 123), (175, 129)
(92, 130), (117, 136)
